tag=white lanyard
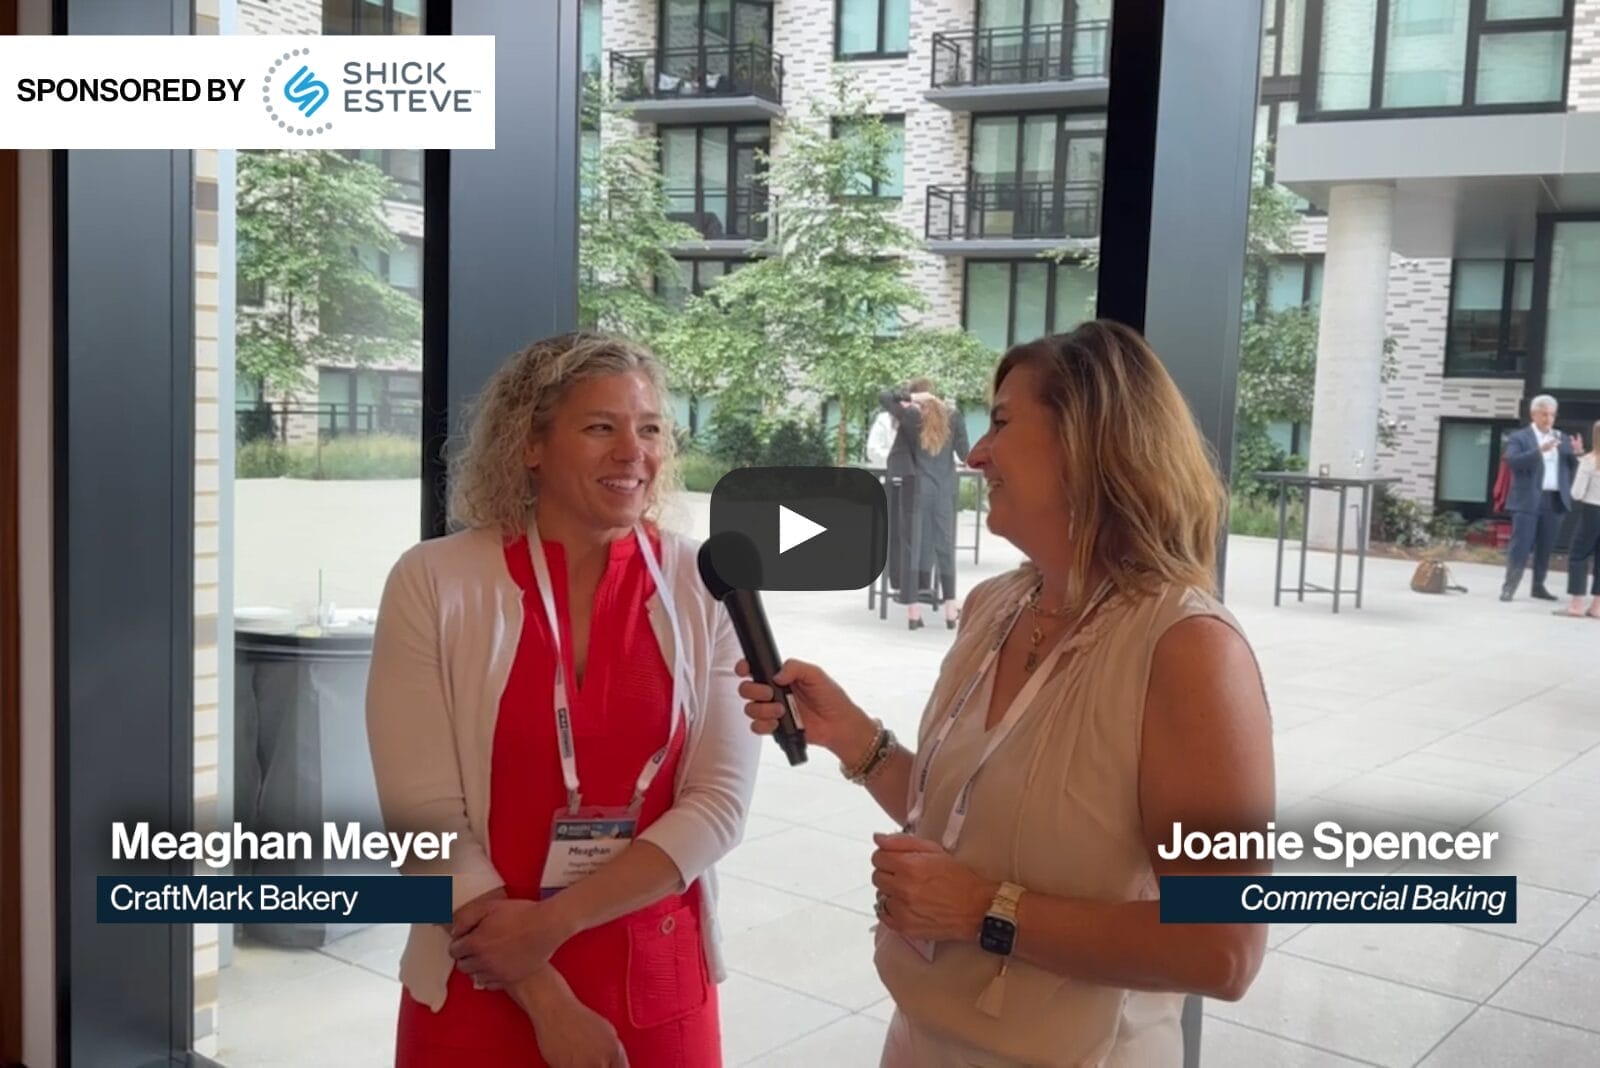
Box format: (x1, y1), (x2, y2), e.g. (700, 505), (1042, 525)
(527, 520), (687, 815)
(906, 582), (1110, 851)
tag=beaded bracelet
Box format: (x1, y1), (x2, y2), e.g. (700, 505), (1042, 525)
(842, 722), (898, 786)
(839, 720), (885, 782)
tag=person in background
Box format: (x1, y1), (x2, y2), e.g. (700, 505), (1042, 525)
(1500, 395), (1580, 602)
(1559, 420), (1600, 618)
(867, 408), (897, 468)
(367, 332), (758, 1067)
(881, 378), (970, 630)
(745, 322), (1273, 1065)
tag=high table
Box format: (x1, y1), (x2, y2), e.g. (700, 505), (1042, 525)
(1254, 472), (1401, 613)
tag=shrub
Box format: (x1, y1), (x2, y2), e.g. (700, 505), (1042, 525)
(760, 418), (831, 468)
(237, 438), (289, 478)
(1229, 493), (1305, 537)
(707, 408), (764, 467)
(1370, 484), (1431, 548)
(235, 434), (419, 480)
(678, 451), (733, 493)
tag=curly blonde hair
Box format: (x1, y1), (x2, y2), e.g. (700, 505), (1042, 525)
(994, 320), (1227, 602)
(447, 332), (677, 535)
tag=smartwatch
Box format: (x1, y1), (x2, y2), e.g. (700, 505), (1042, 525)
(979, 882), (1024, 956)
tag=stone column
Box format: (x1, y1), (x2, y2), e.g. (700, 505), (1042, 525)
(1306, 182), (1394, 549)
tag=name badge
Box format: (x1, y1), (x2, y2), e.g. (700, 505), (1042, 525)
(539, 809), (637, 899)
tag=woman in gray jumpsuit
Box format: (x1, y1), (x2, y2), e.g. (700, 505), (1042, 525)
(880, 379), (970, 630)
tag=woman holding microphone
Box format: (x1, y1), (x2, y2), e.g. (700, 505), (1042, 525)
(741, 322), (1274, 1066)
(368, 332), (758, 1066)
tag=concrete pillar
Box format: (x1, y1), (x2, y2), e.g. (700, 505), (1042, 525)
(1306, 183), (1394, 550)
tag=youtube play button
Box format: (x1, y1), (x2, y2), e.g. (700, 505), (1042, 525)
(707, 467), (887, 591)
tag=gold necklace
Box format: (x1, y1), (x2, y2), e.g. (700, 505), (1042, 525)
(1023, 586), (1076, 673)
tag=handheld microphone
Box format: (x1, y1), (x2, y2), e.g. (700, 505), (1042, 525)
(697, 534), (808, 766)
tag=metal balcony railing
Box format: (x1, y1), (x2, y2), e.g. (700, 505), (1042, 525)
(237, 401), (423, 444)
(610, 43), (784, 105)
(663, 185), (771, 241)
(925, 181), (1102, 242)
(930, 22), (1110, 90)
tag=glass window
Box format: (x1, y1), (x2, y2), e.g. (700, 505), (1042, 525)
(323, 0), (422, 34)
(837, 116), (905, 198)
(838, 0), (908, 57)
(1438, 422), (1494, 503)
(1318, 0), (1379, 110)
(1013, 263), (1050, 343)
(1486, 0), (1563, 17)
(972, 117), (1020, 185)
(965, 263), (1012, 352)
(1475, 31), (1568, 105)
(1053, 261), (1097, 332)
(1382, 0), (1469, 109)
(581, 0), (603, 78)
(1446, 258), (1531, 376)
(1543, 221), (1600, 390)
(964, 261), (1097, 350)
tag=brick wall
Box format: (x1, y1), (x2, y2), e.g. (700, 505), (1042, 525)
(1571, 0), (1600, 112)
(239, 0), (320, 35)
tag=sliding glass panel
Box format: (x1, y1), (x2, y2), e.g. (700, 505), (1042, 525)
(702, 128), (730, 235)
(664, 0), (700, 52)
(980, 0), (1026, 30)
(965, 263), (1013, 351)
(1013, 263), (1050, 343)
(1438, 423), (1494, 503)
(661, 128), (699, 219)
(1318, 0), (1379, 110)
(1475, 30), (1567, 105)
(972, 117), (1019, 185)
(1543, 222), (1600, 390)
(1052, 262), (1097, 332)
(1280, 0), (1305, 76)
(1381, 0), (1469, 109)
(884, 0), (910, 52)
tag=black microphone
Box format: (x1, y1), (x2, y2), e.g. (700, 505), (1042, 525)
(697, 534), (808, 766)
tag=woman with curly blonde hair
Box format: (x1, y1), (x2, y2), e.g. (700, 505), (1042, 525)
(367, 331), (758, 1067)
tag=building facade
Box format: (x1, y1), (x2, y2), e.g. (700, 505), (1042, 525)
(603, 0), (1600, 539)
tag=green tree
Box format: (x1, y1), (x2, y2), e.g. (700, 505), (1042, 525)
(685, 75), (988, 462)
(236, 151), (421, 393)
(578, 90), (699, 347)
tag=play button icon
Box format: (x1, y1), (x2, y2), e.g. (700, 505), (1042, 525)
(707, 467), (887, 591)
(778, 506), (826, 554)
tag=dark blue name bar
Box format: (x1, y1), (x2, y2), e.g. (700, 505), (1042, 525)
(1161, 875), (1516, 924)
(97, 875), (451, 924)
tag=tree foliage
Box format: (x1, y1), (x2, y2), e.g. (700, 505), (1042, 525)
(236, 150), (420, 392)
(578, 88), (699, 347)
(672, 75), (989, 461)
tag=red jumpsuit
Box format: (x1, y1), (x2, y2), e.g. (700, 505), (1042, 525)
(396, 531), (721, 1066)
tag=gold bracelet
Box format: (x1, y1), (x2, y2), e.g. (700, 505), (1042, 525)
(859, 732), (899, 785)
(839, 720), (885, 782)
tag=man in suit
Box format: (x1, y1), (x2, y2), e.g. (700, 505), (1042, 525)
(1501, 395), (1582, 601)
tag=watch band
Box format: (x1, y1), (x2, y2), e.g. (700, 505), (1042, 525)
(989, 881), (1024, 921)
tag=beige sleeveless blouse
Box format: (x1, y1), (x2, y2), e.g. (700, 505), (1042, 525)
(875, 567), (1246, 1068)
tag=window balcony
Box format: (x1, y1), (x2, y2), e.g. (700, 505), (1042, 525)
(664, 185), (771, 252)
(926, 22), (1110, 112)
(609, 44), (785, 124)
(924, 181), (1101, 255)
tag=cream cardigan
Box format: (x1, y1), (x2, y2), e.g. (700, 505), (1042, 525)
(365, 525), (759, 1011)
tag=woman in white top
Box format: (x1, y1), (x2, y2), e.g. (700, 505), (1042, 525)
(740, 321), (1274, 1066)
(367, 332), (758, 1067)
(1561, 420), (1600, 618)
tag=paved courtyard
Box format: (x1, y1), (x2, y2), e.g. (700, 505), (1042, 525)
(219, 479), (1600, 1066)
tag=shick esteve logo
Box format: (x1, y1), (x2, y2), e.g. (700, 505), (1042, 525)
(263, 47), (332, 136)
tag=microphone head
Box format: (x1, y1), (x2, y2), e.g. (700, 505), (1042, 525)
(696, 540), (734, 601)
(698, 531), (763, 598)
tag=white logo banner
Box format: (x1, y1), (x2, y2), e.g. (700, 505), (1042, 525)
(0, 35), (496, 149)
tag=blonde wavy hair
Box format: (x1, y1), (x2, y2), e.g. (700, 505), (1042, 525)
(995, 320), (1227, 603)
(906, 376), (952, 455)
(447, 332), (677, 535)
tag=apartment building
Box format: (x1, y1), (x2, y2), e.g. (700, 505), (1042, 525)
(236, 0), (426, 448)
(603, 0), (1600, 532)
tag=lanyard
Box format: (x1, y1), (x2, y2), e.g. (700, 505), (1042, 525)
(527, 519), (687, 815)
(906, 581), (1110, 851)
